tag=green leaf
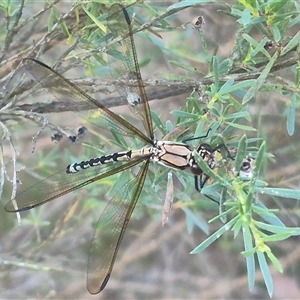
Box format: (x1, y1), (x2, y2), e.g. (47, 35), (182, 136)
(257, 251), (273, 297)
(266, 251), (283, 273)
(224, 121), (257, 131)
(253, 202), (285, 227)
(167, 0), (212, 11)
(221, 80), (256, 94)
(165, 120), (173, 133)
(151, 110), (167, 136)
(242, 52), (280, 104)
(219, 78), (234, 95)
(170, 110), (199, 119)
(153, 169), (169, 186)
(242, 33), (271, 58)
(212, 204), (235, 224)
(262, 232), (296, 242)
(232, 217), (243, 238)
(81, 5), (106, 33)
(190, 216), (238, 254)
(224, 110), (250, 120)
(48, 6), (59, 32)
(234, 134), (247, 174)
(218, 58), (230, 75)
(271, 23), (281, 43)
(252, 141), (266, 179)
(255, 187), (300, 200)
(240, 8), (252, 26)
(111, 130), (128, 148)
(255, 221), (300, 235)
(182, 207), (209, 235)
(219, 187), (228, 223)
(285, 93), (297, 136)
(243, 224), (255, 290)
(281, 30), (300, 56)
(212, 56), (219, 90)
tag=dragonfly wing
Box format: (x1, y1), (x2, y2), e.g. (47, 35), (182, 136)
(23, 58), (152, 144)
(4, 156), (146, 212)
(107, 5), (154, 140)
(87, 159), (150, 294)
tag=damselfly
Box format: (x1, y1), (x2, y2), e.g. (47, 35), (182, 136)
(5, 5), (231, 294)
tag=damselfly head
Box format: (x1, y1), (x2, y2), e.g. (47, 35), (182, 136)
(196, 143), (212, 153)
(189, 143), (217, 175)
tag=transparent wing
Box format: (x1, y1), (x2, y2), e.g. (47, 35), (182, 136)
(4, 156), (146, 212)
(23, 58), (152, 144)
(107, 5), (154, 140)
(87, 159), (150, 294)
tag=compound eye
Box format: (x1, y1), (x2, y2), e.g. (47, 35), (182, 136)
(197, 143), (212, 153)
(190, 163), (202, 175)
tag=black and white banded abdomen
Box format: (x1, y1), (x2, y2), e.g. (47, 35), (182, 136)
(66, 148), (152, 174)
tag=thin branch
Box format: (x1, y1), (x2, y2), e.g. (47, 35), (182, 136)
(0, 120), (21, 223)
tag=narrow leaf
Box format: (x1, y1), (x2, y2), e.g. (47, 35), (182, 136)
(257, 251), (273, 297)
(191, 216), (238, 254)
(255, 221), (300, 235)
(285, 93), (297, 136)
(255, 187), (300, 200)
(243, 224), (255, 290)
(81, 5), (106, 33)
(281, 30), (300, 56)
(234, 135), (247, 175)
(266, 251), (283, 273)
(243, 52), (279, 104)
(224, 121), (257, 131)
